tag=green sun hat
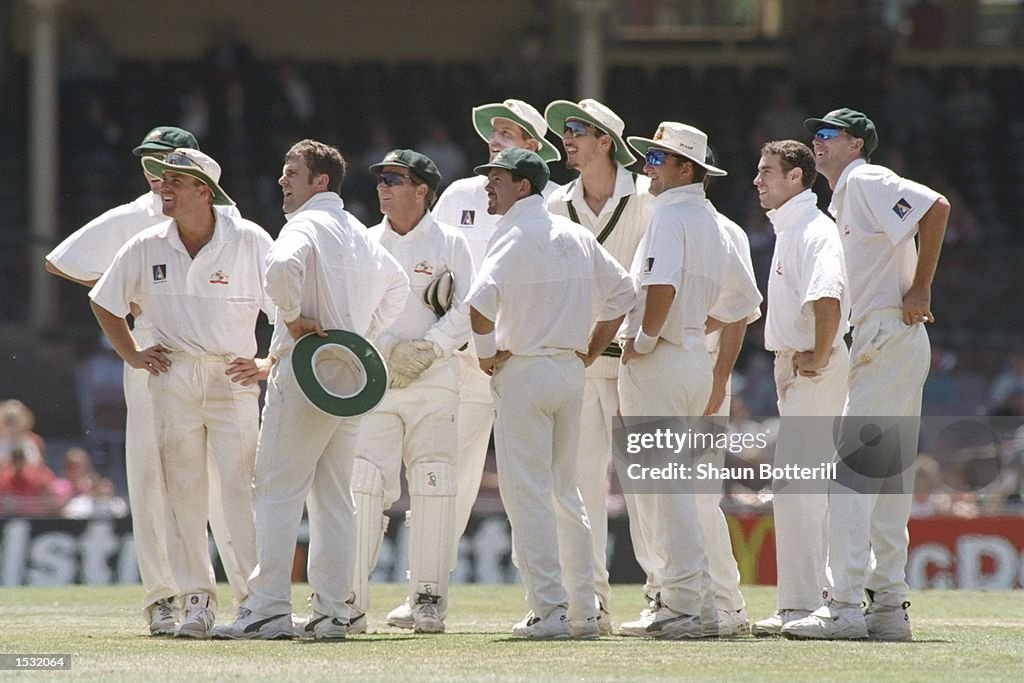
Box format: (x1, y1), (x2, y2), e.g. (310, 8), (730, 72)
(472, 99), (561, 162)
(544, 99), (638, 167)
(291, 329), (389, 417)
(140, 148), (234, 205)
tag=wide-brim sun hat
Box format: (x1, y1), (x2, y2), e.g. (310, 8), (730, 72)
(291, 329), (388, 417)
(627, 121), (727, 177)
(544, 99), (637, 167)
(472, 99), (561, 163)
(141, 148), (235, 205)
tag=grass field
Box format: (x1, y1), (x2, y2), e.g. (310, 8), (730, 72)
(1, 583), (1021, 682)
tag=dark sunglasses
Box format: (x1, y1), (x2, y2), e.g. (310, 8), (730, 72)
(645, 149), (681, 166)
(563, 120), (596, 138)
(376, 171), (412, 187)
(814, 127), (842, 141)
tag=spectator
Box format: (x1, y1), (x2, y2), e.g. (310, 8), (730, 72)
(417, 122), (469, 189)
(907, 0), (947, 50)
(63, 476), (129, 520)
(0, 448), (58, 517)
(0, 400), (46, 468)
(51, 446), (96, 508)
(750, 83), (807, 153)
(989, 354), (1024, 411)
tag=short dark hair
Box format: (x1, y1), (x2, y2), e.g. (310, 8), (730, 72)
(285, 139), (347, 193)
(761, 140), (817, 189)
(511, 172), (541, 196)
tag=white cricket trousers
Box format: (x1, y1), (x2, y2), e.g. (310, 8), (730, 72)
(772, 343), (850, 611)
(827, 310), (929, 607)
(617, 340), (712, 617)
(576, 376), (617, 609)
(453, 348), (493, 544)
(127, 326), (248, 618)
(244, 353), (361, 619)
(148, 353), (259, 611)
(491, 353), (596, 622)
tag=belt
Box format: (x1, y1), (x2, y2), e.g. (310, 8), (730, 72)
(600, 341), (622, 358)
(851, 306), (903, 328)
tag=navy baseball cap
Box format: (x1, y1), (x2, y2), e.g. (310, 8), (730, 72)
(133, 126), (199, 156)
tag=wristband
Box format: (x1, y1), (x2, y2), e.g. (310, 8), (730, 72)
(473, 331), (497, 359)
(634, 329), (658, 354)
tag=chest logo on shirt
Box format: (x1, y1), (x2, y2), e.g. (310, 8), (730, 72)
(209, 270), (229, 285)
(892, 198), (913, 220)
(774, 262), (783, 276)
(842, 224), (851, 237)
(460, 210), (475, 226)
(152, 264), (167, 283)
(413, 260), (435, 276)
(644, 257), (655, 273)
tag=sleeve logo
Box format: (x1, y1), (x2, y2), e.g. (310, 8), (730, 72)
(892, 197), (913, 220)
(644, 257), (655, 273)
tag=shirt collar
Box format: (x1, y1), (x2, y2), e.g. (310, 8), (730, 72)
(766, 188), (818, 234)
(380, 211), (435, 241)
(285, 191), (343, 221)
(564, 165), (635, 208)
(649, 183), (705, 211)
(495, 194), (545, 230)
(158, 210), (231, 254)
(828, 158), (866, 215)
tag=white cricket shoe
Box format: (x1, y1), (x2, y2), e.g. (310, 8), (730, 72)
(618, 595), (661, 637)
(148, 598), (176, 636)
(865, 601), (912, 641)
(570, 615), (600, 640)
(175, 593), (215, 639)
(639, 605), (704, 640)
(782, 600), (868, 640)
(412, 602), (445, 634)
(511, 607), (570, 640)
(751, 609), (812, 637)
(347, 612), (367, 635)
(211, 607), (293, 640)
(300, 612), (348, 641)
(387, 599), (414, 630)
(715, 608), (751, 637)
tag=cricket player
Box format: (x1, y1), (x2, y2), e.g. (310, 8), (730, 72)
(467, 147), (634, 639)
(214, 139), (408, 641)
(617, 122), (738, 639)
(386, 99), (560, 628)
(90, 148), (273, 638)
(542, 98), (649, 633)
(784, 109), (949, 641)
(349, 149), (474, 634)
(46, 126), (250, 635)
(750, 139), (849, 636)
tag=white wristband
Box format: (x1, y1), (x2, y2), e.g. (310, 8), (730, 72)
(634, 329), (658, 354)
(473, 331), (497, 359)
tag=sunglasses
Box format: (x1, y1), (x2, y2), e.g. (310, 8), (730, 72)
(645, 149), (681, 166)
(163, 151), (201, 169)
(814, 127), (842, 141)
(563, 120), (596, 138)
(376, 171), (412, 187)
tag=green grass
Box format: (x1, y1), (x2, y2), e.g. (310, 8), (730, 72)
(0, 584), (1021, 682)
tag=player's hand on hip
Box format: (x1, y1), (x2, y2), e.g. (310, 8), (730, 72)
(286, 315), (326, 340)
(620, 338), (638, 366)
(226, 356), (272, 385)
(902, 285), (934, 325)
(130, 344), (171, 375)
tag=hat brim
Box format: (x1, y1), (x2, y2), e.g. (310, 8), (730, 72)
(544, 101), (637, 167)
(292, 329), (388, 417)
(141, 157), (234, 206)
(367, 161), (441, 191)
(133, 141), (178, 156)
(803, 116), (850, 133)
(626, 137), (728, 177)
(472, 104), (561, 162)
(473, 160), (547, 194)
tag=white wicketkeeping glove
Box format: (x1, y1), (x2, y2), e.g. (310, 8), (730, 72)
(387, 339), (441, 380)
(389, 370), (415, 389)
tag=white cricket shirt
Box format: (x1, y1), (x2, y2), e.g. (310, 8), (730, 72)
(829, 159), (941, 325)
(467, 195), (634, 356)
(90, 210), (273, 359)
(369, 212), (474, 356)
(264, 192), (408, 358)
(765, 188), (849, 352)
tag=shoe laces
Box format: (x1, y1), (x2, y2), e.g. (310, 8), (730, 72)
(154, 601), (175, 620)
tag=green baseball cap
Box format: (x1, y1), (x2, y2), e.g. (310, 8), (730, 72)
(804, 108), (879, 156)
(132, 126), (199, 156)
(474, 147), (550, 194)
(369, 149), (443, 191)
